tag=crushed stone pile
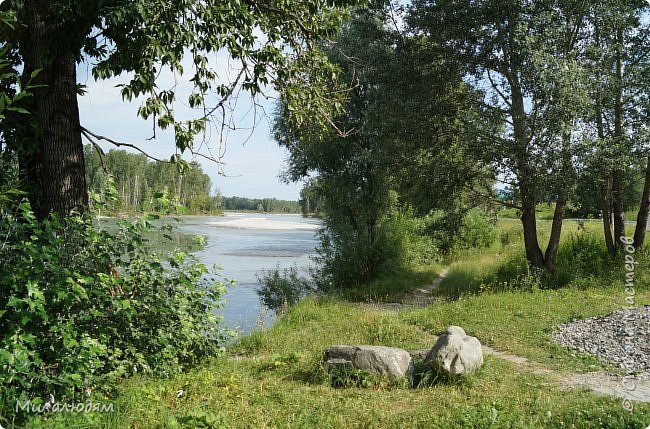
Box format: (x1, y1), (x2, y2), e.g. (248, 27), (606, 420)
(553, 306), (650, 378)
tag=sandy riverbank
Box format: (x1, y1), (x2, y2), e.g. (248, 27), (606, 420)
(206, 217), (320, 230)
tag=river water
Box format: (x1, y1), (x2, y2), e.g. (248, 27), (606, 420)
(177, 213), (321, 334)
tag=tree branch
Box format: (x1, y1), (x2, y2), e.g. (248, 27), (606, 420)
(81, 126), (170, 163)
(465, 184), (522, 210)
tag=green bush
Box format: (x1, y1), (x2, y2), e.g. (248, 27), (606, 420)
(457, 208), (498, 249)
(556, 228), (610, 279)
(313, 207), (442, 291)
(383, 210), (441, 267)
(0, 190), (230, 424)
(312, 220), (393, 290)
(256, 265), (313, 314)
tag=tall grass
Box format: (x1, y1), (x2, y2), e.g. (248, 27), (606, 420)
(437, 220), (648, 299)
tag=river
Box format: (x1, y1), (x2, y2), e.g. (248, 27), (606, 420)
(177, 213), (321, 334)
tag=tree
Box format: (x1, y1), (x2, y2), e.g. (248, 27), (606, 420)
(84, 145), (220, 213)
(275, 3), (489, 285)
(0, 0), (357, 219)
(299, 178), (324, 215)
(276, 7), (399, 285)
(585, 0), (650, 253)
(409, 0), (596, 271)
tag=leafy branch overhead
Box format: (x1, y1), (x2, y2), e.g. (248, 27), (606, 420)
(0, 0), (362, 217)
(85, 0), (357, 150)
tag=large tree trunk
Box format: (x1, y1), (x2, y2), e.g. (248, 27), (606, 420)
(633, 156), (650, 249)
(510, 71), (544, 269)
(520, 197), (545, 269)
(611, 27), (626, 247)
(20, 6), (88, 219)
(544, 126), (573, 272)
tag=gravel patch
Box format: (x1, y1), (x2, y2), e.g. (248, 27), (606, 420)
(553, 306), (650, 379)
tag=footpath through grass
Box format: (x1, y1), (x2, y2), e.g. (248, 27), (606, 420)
(34, 222), (650, 428)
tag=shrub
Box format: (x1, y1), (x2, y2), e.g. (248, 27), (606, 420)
(0, 190), (230, 424)
(312, 220), (391, 291)
(313, 207), (441, 291)
(383, 210), (441, 267)
(256, 265), (313, 314)
(457, 208), (498, 249)
(556, 229), (610, 279)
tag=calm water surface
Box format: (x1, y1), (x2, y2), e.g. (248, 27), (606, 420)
(177, 213), (320, 334)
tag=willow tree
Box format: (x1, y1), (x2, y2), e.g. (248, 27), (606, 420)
(0, 0), (356, 218)
(275, 3), (489, 286)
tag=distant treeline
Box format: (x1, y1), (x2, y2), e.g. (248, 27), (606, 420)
(85, 145), (302, 214)
(84, 145), (222, 214)
(221, 196), (301, 213)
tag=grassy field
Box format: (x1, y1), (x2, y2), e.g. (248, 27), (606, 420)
(33, 221), (650, 428)
(497, 204), (642, 222)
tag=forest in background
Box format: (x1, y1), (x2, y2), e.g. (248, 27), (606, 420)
(84, 145), (301, 214)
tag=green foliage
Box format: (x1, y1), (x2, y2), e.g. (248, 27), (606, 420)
(437, 221), (637, 299)
(0, 188), (231, 424)
(275, 5), (490, 289)
(326, 366), (405, 389)
(176, 409), (227, 428)
(556, 227), (611, 279)
(313, 218), (394, 290)
(568, 165), (646, 219)
(4, 0), (360, 161)
(256, 266), (313, 314)
(338, 266), (441, 303)
(260, 352), (305, 371)
(39, 285), (650, 428)
(298, 178), (325, 216)
(382, 209), (442, 267)
(456, 209), (498, 250)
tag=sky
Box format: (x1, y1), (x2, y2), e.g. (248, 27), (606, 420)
(76, 63), (303, 201)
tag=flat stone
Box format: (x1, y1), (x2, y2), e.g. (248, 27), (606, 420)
(325, 345), (414, 379)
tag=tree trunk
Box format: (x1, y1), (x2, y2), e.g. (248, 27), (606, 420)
(633, 156), (650, 249)
(520, 198), (545, 268)
(611, 173), (626, 245)
(509, 70), (544, 269)
(544, 125), (573, 272)
(544, 192), (567, 272)
(593, 22), (616, 257)
(611, 27), (626, 247)
(601, 177), (616, 256)
(20, 7), (87, 219)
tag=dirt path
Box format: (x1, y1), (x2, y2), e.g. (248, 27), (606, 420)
(481, 345), (650, 403)
(366, 266), (650, 403)
(400, 267), (450, 306)
(361, 267), (450, 311)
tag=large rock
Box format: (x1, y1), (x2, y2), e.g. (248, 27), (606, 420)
(425, 326), (483, 376)
(325, 345), (413, 379)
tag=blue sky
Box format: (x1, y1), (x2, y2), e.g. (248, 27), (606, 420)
(76, 64), (303, 201)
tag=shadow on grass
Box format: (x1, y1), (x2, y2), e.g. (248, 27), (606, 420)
(336, 265), (442, 303)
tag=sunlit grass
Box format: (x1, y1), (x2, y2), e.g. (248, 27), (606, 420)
(36, 289), (650, 428)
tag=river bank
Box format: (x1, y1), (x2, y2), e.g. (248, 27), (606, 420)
(35, 220), (650, 428)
